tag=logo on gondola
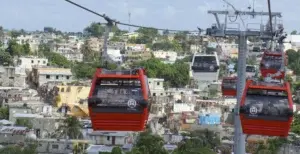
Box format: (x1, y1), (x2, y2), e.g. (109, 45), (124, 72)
(250, 106), (258, 115)
(127, 99), (137, 108)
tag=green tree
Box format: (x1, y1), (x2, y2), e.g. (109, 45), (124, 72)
(174, 129), (220, 154)
(43, 51), (71, 68)
(0, 26), (4, 46)
(111, 147), (122, 154)
(10, 30), (22, 38)
(81, 40), (98, 61)
(0, 107), (9, 120)
(291, 114), (300, 134)
(0, 144), (37, 154)
(136, 28), (159, 39)
(291, 30), (298, 35)
(137, 58), (189, 88)
(151, 40), (182, 51)
(15, 118), (33, 129)
(114, 29), (128, 36)
(286, 49), (300, 75)
(23, 42), (31, 55)
(22, 143), (38, 154)
(127, 132), (168, 154)
(55, 116), (83, 139)
(5, 40), (23, 56)
(72, 60), (117, 79)
(110, 36), (122, 42)
(0, 145), (23, 154)
(84, 22), (105, 37)
(130, 28), (159, 45)
(0, 50), (13, 65)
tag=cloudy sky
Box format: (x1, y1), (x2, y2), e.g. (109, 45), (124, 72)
(0, 0), (298, 33)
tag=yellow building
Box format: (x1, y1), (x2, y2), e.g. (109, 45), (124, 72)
(56, 85), (91, 118)
(123, 32), (139, 38)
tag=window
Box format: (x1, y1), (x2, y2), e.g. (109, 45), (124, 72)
(157, 82), (160, 86)
(43, 61), (46, 64)
(61, 88), (65, 92)
(46, 75), (50, 79)
(66, 87), (71, 92)
(153, 93), (156, 96)
(107, 136), (110, 141)
(66, 76), (70, 80)
(31, 60), (34, 63)
(56, 76), (59, 79)
(38, 60), (40, 63)
(52, 144), (59, 149)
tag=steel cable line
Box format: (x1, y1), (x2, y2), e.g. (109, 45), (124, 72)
(64, 0), (198, 32)
(222, 0), (246, 29)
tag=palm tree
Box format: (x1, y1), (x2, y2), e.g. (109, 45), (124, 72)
(55, 116), (83, 139)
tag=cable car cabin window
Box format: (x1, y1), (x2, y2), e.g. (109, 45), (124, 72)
(90, 78), (144, 113)
(261, 55), (282, 69)
(246, 66), (256, 73)
(243, 89), (290, 121)
(192, 56), (218, 72)
(222, 79), (236, 89)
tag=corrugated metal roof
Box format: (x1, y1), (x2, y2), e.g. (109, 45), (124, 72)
(87, 145), (114, 152)
(14, 113), (43, 118)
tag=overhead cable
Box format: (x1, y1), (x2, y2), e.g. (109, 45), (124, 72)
(64, 0), (198, 32)
(222, 0), (246, 29)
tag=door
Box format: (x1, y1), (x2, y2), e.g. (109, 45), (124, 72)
(112, 136), (116, 145)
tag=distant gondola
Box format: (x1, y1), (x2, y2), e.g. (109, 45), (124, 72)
(221, 77), (237, 96)
(191, 53), (220, 72)
(260, 50), (287, 79)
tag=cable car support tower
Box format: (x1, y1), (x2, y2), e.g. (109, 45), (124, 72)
(206, 10), (282, 154)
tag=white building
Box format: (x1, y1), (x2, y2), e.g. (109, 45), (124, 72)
(152, 51), (177, 64)
(16, 35), (40, 53)
(54, 43), (83, 62)
(284, 35), (300, 51)
(31, 67), (73, 86)
(0, 66), (27, 88)
(106, 49), (123, 64)
(148, 78), (165, 97)
(17, 57), (48, 71)
(126, 44), (146, 51)
(172, 103), (195, 113)
(83, 130), (134, 146)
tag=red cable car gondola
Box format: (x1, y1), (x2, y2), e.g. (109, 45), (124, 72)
(88, 68), (150, 131)
(239, 79), (293, 137)
(260, 50), (287, 79)
(221, 77), (237, 96)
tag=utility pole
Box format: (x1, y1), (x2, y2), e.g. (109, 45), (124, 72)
(206, 10), (281, 154)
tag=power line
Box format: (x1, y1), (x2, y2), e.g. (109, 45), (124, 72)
(64, 0), (198, 33)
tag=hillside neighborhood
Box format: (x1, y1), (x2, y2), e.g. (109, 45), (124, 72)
(1, 22), (300, 154)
